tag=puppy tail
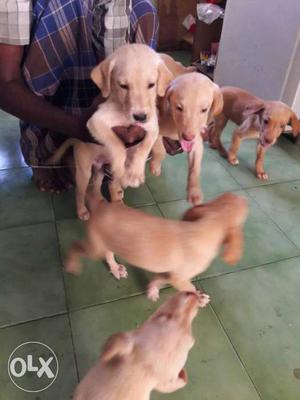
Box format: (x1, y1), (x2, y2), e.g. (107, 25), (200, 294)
(46, 138), (78, 165)
(101, 333), (134, 363)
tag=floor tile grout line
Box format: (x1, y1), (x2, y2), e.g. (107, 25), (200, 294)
(155, 187), (244, 209)
(239, 177), (300, 191)
(2, 253), (299, 331)
(51, 196), (80, 383)
(0, 218), (55, 233)
(209, 147), (300, 191)
(196, 253), (300, 284)
(2, 254), (300, 331)
(0, 310), (68, 331)
(245, 186), (300, 250)
(201, 293), (263, 400)
(213, 155), (244, 190)
(68, 290), (148, 315)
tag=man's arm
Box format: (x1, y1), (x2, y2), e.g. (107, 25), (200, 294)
(0, 44), (89, 140)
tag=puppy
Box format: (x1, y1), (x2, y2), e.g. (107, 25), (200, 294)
(209, 86), (300, 180)
(150, 72), (223, 205)
(65, 192), (248, 301)
(159, 53), (196, 77)
(48, 44), (172, 220)
(73, 291), (210, 400)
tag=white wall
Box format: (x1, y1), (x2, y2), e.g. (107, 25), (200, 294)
(215, 0), (300, 104)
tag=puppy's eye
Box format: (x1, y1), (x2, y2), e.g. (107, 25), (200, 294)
(148, 82), (155, 89)
(263, 118), (269, 124)
(119, 83), (129, 90)
(176, 105), (183, 112)
(201, 108), (208, 113)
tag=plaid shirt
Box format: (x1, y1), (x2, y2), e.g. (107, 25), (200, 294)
(17, 0), (158, 165)
(93, 0), (132, 59)
(0, 0), (31, 45)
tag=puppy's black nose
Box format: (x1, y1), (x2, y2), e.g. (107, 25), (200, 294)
(133, 113), (147, 123)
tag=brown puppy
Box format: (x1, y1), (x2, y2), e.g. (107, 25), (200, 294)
(73, 291), (210, 400)
(210, 86), (300, 180)
(65, 192), (248, 301)
(151, 72), (223, 205)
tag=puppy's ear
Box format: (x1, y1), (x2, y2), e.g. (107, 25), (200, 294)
(157, 61), (173, 97)
(101, 333), (134, 363)
(288, 109), (300, 137)
(243, 101), (265, 117)
(91, 55), (116, 98)
(221, 227), (244, 265)
(210, 83), (224, 117)
(160, 84), (174, 114)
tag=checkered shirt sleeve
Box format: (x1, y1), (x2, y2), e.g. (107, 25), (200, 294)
(0, 0), (31, 45)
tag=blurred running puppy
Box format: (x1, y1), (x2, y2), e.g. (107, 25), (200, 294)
(209, 86), (300, 180)
(151, 72), (223, 205)
(65, 192), (248, 301)
(73, 291), (210, 400)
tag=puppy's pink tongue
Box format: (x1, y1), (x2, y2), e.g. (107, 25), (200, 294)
(180, 139), (194, 153)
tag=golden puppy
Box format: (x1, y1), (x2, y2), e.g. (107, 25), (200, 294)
(159, 53), (196, 77)
(73, 291), (210, 400)
(48, 44), (172, 220)
(65, 192), (248, 301)
(209, 86), (300, 180)
(151, 72), (223, 205)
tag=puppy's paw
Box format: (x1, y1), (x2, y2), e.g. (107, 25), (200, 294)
(150, 160), (162, 176)
(196, 291), (210, 307)
(64, 260), (82, 276)
(147, 285), (160, 302)
(188, 188), (202, 205)
(123, 168), (145, 188)
(228, 155), (239, 166)
(78, 208), (90, 221)
(118, 264), (128, 278)
(256, 171), (269, 180)
(110, 264), (128, 280)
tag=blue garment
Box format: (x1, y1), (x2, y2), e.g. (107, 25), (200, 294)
(20, 0), (158, 165)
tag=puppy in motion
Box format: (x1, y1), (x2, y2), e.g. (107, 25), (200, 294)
(65, 192), (248, 301)
(151, 71), (223, 205)
(48, 44), (172, 220)
(73, 291), (210, 400)
(209, 86), (300, 180)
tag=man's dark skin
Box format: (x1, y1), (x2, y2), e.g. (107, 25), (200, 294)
(0, 44), (180, 192)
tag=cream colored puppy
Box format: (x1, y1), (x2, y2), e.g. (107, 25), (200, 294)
(65, 192), (248, 301)
(151, 72), (223, 205)
(48, 44), (172, 220)
(73, 291), (210, 400)
(88, 44), (172, 188)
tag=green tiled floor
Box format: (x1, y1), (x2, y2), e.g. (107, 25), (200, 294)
(1, 98), (300, 400)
